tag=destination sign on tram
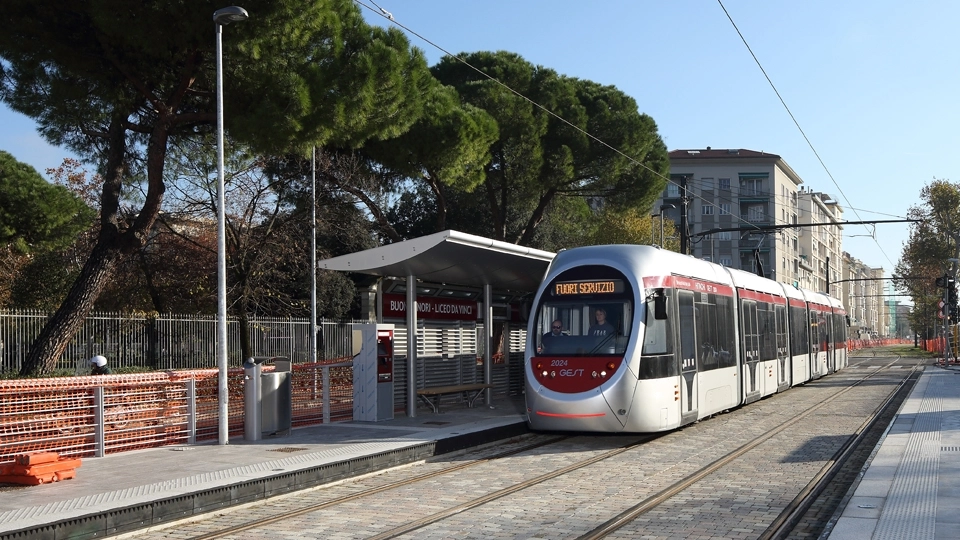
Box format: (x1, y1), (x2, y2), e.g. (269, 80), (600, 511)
(552, 279), (624, 296)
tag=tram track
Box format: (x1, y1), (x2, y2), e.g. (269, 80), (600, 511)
(129, 354), (923, 540)
(760, 358), (923, 539)
(576, 355), (921, 540)
(184, 434), (576, 540)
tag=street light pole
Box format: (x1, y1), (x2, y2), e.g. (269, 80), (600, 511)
(945, 258), (959, 362)
(214, 5), (248, 446)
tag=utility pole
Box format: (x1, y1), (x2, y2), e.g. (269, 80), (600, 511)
(679, 176), (689, 255)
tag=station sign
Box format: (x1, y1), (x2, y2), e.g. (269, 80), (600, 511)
(383, 293), (477, 321)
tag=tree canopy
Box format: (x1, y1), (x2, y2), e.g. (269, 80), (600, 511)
(0, 151), (94, 253)
(0, 0), (434, 374)
(429, 51), (669, 246)
(893, 178), (960, 338)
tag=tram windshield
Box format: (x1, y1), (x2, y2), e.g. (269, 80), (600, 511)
(534, 266), (632, 356)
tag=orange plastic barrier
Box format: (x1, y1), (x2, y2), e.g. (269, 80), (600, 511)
(16, 452), (60, 466)
(0, 453), (81, 485)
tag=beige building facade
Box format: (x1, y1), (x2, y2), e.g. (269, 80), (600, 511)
(663, 148), (842, 290)
(661, 147), (901, 338)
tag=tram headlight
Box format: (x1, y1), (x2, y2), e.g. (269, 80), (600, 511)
(541, 370), (549, 378)
(600, 370), (607, 377)
(550, 371), (556, 378)
(607, 362), (616, 371)
(591, 371), (598, 378)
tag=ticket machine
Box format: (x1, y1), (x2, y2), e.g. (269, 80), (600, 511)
(352, 323), (394, 421)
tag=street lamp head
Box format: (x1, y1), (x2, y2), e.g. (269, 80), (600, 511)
(660, 203), (676, 211)
(214, 6), (248, 25)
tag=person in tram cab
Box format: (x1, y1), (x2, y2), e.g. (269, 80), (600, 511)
(90, 355), (112, 375)
(541, 319), (566, 352)
(589, 307), (615, 336)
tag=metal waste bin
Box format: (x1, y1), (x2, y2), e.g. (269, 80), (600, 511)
(243, 357), (292, 441)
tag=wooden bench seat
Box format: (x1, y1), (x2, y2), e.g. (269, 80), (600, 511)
(416, 383), (492, 413)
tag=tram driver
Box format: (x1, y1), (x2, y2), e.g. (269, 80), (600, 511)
(541, 319), (566, 353)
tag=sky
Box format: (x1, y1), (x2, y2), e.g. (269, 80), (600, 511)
(2, 0), (958, 276)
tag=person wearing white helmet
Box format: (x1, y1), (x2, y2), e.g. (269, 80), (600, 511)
(90, 355), (112, 375)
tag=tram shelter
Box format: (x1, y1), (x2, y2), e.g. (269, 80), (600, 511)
(319, 230), (554, 417)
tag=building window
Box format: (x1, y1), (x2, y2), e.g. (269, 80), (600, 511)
(719, 178), (731, 190)
(702, 205), (714, 215)
(719, 256), (732, 267)
(739, 176), (766, 195)
(747, 206), (765, 222)
(718, 231), (732, 241)
(666, 184), (679, 197)
(719, 203), (731, 215)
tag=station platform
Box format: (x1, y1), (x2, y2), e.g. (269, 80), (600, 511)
(3, 363), (959, 540)
(827, 363), (960, 539)
(0, 396), (529, 540)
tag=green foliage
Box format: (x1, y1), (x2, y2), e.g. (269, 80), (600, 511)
(1, 0), (436, 374)
(0, 150), (94, 253)
(894, 178), (960, 338)
(429, 51), (669, 246)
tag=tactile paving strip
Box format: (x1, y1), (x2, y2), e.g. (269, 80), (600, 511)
(873, 371), (944, 540)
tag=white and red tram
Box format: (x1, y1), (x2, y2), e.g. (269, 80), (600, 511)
(525, 245), (848, 433)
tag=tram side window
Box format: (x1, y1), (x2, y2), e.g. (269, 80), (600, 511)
(715, 295), (737, 368)
(695, 293), (732, 371)
(775, 305), (788, 358)
(835, 313), (847, 343)
(809, 310), (821, 354)
(741, 300), (758, 363)
(789, 306), (809, 356)
(643, 293), (672, 355)
(758, 302), (778, 362)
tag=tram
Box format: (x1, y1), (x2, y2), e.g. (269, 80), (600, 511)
(525, 245), (847, 433)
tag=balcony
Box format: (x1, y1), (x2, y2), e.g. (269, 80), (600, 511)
(738, 189), (771, 203)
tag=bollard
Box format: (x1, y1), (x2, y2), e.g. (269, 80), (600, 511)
(243, 358), (262, 441)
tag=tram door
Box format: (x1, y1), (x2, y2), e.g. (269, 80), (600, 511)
(677, 291), (698, 422)
(775, 305), (790, 391)
(826, 312), (836, 373)
(741, 300), (760, 400)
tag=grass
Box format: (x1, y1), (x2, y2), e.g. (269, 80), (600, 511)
(877, 344), (939, 357)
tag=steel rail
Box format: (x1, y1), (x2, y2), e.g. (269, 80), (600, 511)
(575, 357), (908, 540)
(186, 435), (569, 540)
(758, 356), (925, 540)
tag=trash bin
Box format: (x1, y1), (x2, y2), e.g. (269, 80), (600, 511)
(243, 357), (292, 441)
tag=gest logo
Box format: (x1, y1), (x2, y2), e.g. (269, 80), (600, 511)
(559, 368), (585, 377)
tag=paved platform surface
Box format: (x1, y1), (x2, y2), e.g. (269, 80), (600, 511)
(5, 363), (960, 540)
(827, 364), (960, 540)
(0, 396), (529, 539)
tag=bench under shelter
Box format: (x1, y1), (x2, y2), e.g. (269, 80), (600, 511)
(319, 230), (555, 417)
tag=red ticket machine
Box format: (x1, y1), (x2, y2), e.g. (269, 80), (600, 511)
(353, 323), (394, 421)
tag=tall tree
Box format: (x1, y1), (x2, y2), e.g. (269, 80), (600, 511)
(0, 151), (95, 306)
(0, 151), (94, 254)
(893, 179), (960, 338)
(430, 51), (669, 247)
(359, 82), (498, 236)
(1, 0), (432, 375)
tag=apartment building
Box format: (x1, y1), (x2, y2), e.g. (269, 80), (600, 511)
(841, 252), (887, 338)
(663, 148), (810, 286)
(796, 188), (844, 292)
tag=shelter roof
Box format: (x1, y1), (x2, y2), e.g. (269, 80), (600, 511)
(319, 230), (555, 293)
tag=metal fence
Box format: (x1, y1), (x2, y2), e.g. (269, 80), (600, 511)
(0, 310), (362, 374)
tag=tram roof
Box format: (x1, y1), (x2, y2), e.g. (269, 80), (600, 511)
(319, 230), (556, 293)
